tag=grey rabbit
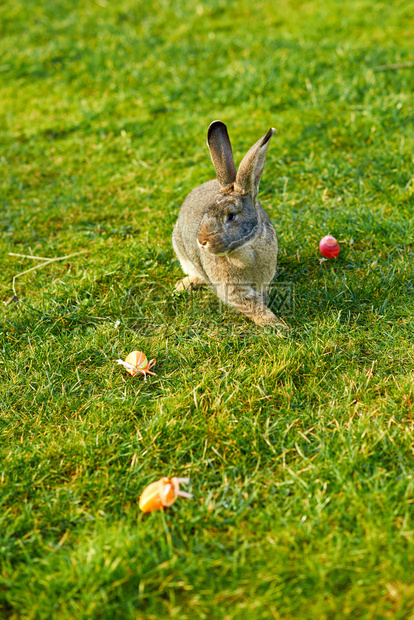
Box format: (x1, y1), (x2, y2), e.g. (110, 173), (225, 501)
(172, 121), (287, 327)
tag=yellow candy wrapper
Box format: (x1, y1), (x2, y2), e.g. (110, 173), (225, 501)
(116, 351), (156, 380)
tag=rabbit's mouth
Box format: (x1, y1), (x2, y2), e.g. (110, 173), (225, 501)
(197, 234), (256, 256)
(197, 237), (224, 255)
(197, 236), (229, 256)
(198, 217), (261, 255)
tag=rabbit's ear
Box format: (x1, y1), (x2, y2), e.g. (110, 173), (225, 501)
(207, 121), (237, 189)
(235, 128), (276, 200)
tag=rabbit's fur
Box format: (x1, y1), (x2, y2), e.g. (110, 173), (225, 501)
(172, 121), (285, 327)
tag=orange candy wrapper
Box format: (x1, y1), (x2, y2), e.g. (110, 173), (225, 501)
(139, 477), (192, 513)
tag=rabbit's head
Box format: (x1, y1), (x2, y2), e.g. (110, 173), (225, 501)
(197, 121), (275, 256)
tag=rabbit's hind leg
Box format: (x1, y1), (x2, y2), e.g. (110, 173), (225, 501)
(217, 283), (288, 329)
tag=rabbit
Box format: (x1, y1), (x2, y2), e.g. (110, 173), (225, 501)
(172, 121), (287, 327)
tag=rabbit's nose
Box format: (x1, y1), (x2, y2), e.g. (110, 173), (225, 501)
(197, 230), (209, 247)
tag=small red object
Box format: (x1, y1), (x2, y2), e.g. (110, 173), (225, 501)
(319, 235), (340, 259)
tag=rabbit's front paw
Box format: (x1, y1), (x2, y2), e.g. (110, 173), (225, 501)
(175, 276), (205, 292)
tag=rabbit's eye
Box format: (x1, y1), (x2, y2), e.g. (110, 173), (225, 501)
(226, 213), (237, 222)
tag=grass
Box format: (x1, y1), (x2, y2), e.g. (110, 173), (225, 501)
(1, 0), (414, 617)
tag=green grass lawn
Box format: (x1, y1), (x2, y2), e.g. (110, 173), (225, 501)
(1, 0), (414, 617)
